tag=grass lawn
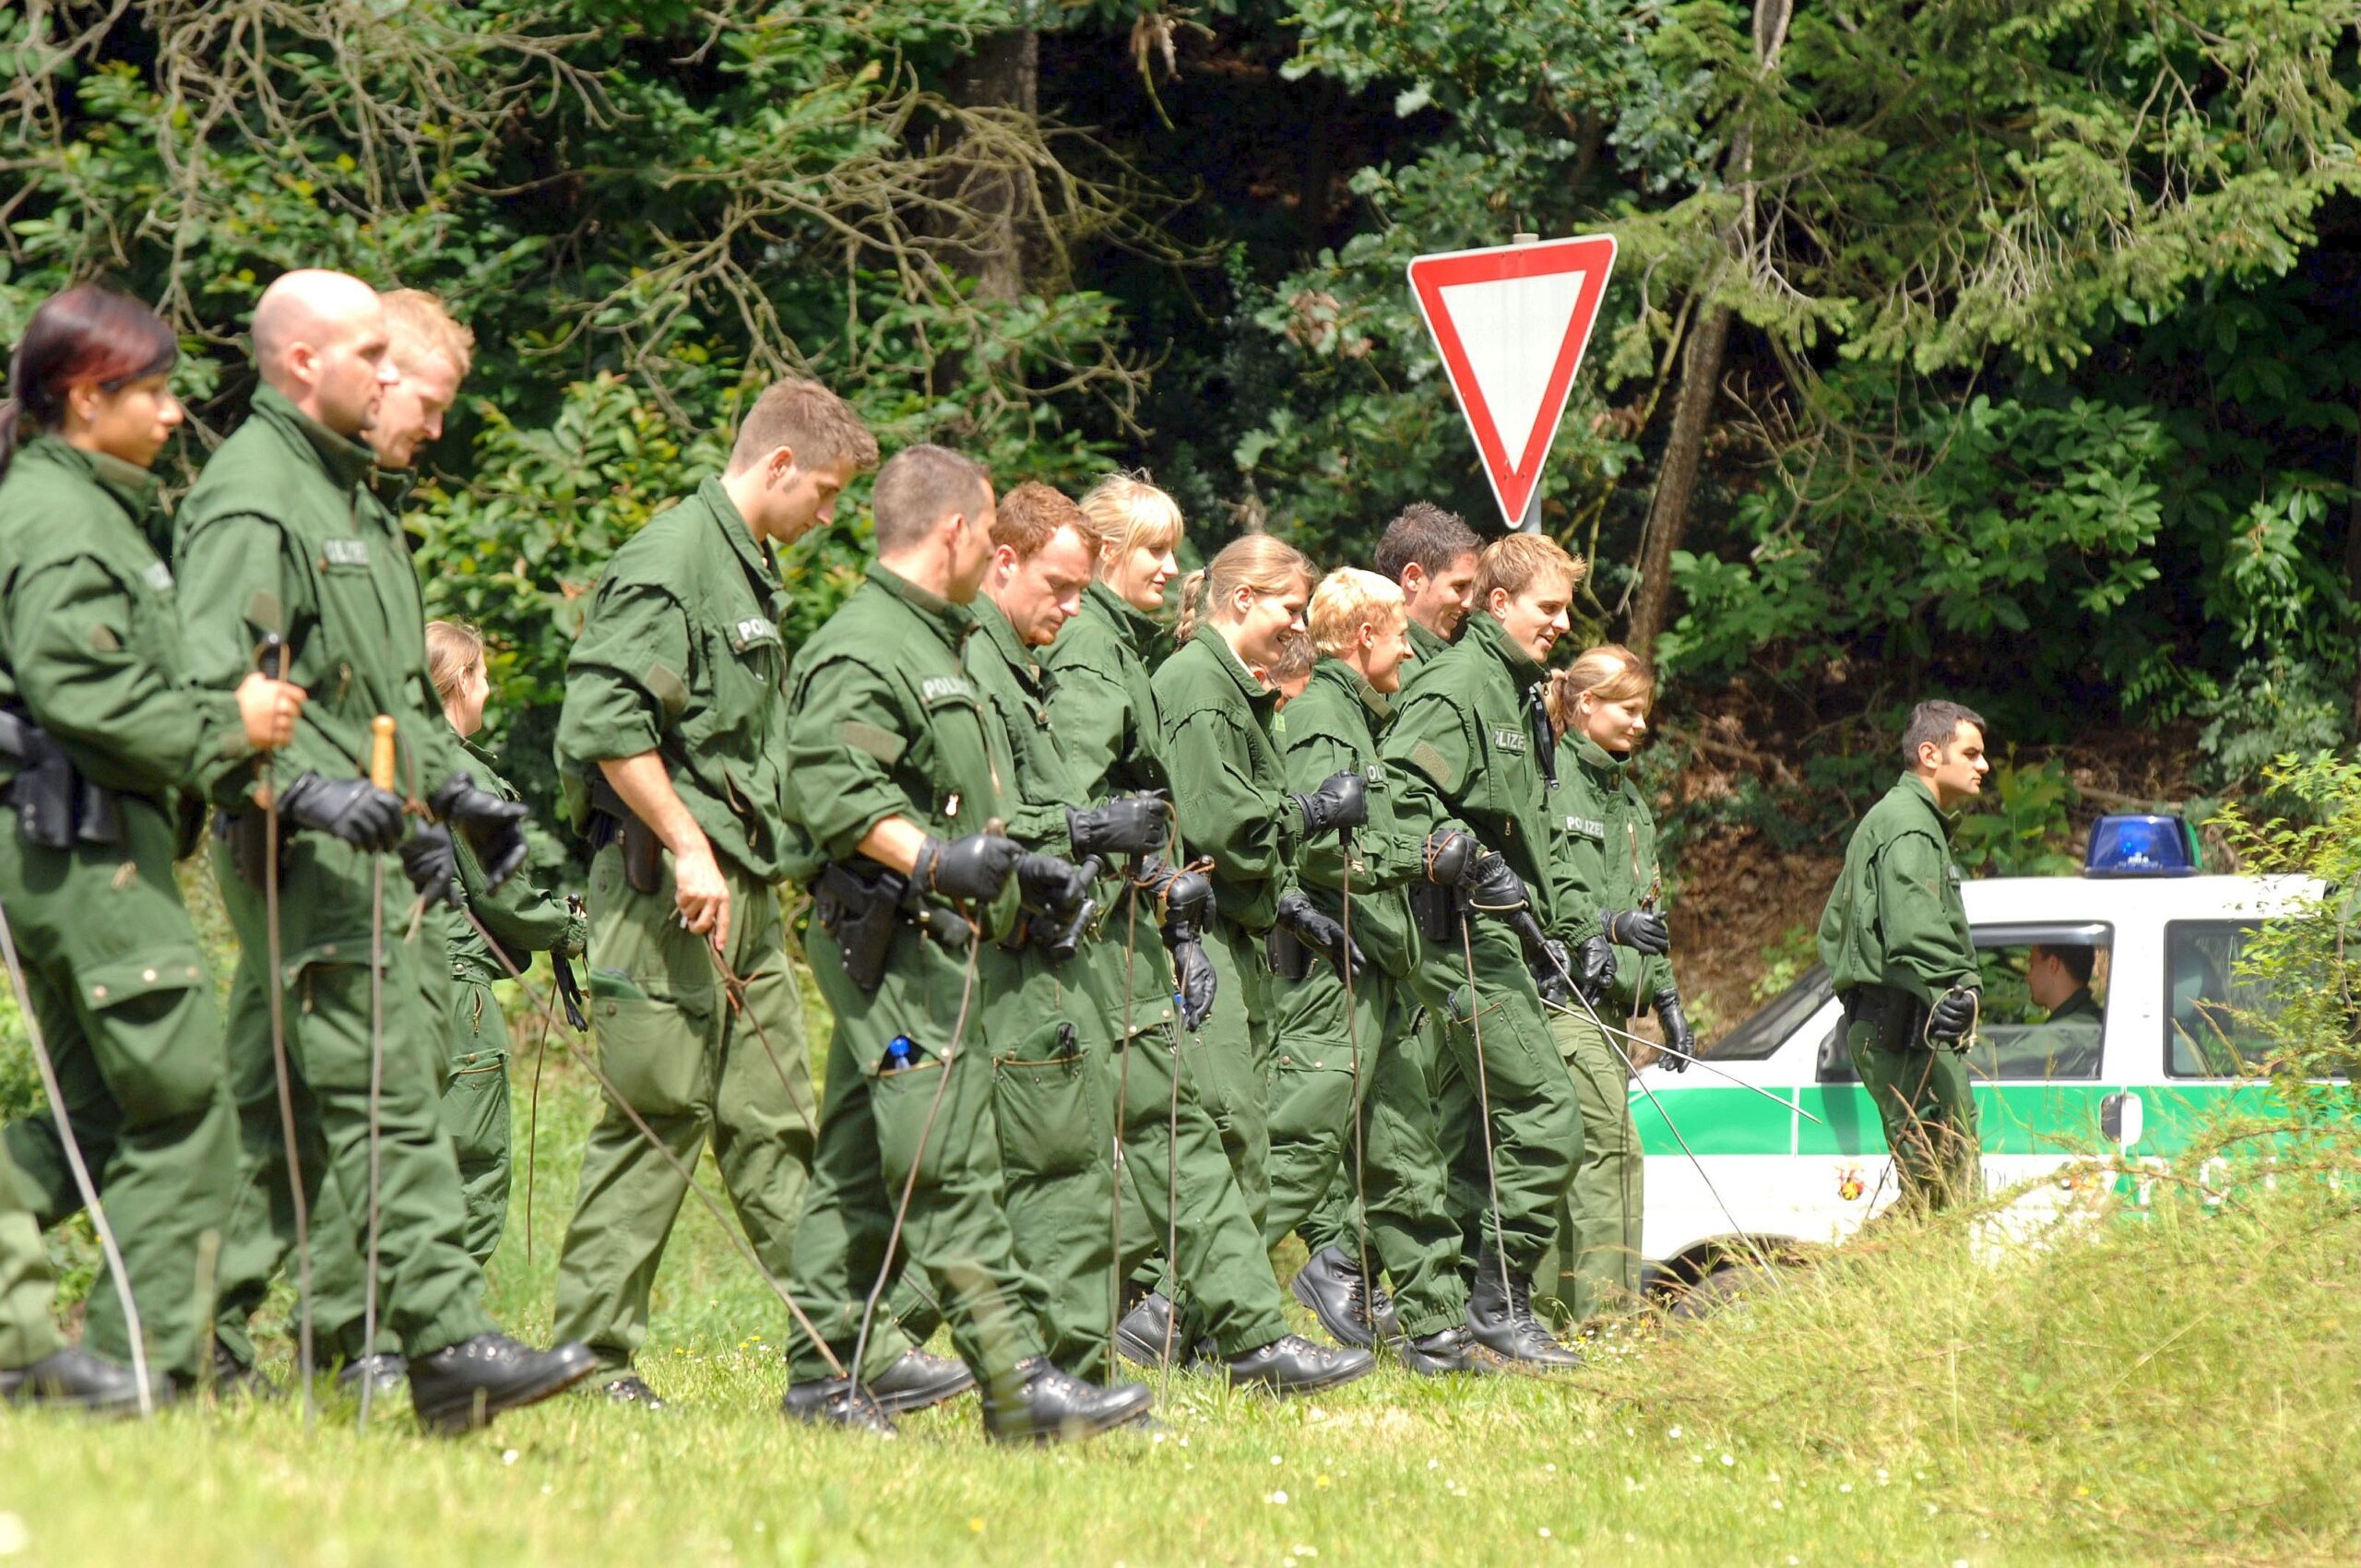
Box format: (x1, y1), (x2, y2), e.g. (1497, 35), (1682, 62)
(3, 1031), (2357, 1566)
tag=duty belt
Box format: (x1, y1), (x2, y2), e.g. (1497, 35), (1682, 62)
(0, 707), (122, 849)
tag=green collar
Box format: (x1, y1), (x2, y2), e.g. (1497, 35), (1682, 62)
(1571, 732), (1629, 780)
(1898, 773), (1959, 837)
(1310, 655), (1388, 719)
(18, 434), (161, 526)
(1465, 609), (1542, 682)
(1406, 618), (1451, 663)
(696, 476), (778, 588)
(870, 563), (970, 647)
(248, 383), (377, 490)
(972, 597), (1042, 691)
(1201, 625), (1279, 719)
(1087, 579), (1162, 659)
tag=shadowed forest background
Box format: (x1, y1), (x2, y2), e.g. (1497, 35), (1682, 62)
(8, 0), (2361, 1017)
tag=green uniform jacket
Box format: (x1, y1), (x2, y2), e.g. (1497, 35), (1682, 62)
(448, 738), (582, 980)
(782, 566), (1019, 940)
(555, 479), (796, 882)
(1817, 774), (1975, 1004)
(1039, 581), (1168, 800)
(1401, 617), (1452, 697)
(0, 437), (251, 806)
(1381, 612), (1563, 924)
(963, 600), (1076, 851)
(1548, 732), (1678, 1012)
(1153, 632), (1299, 932)
(174, 385), (469, 814)
(1277, 658), (1423, 980)
(1039, 582), (1178, 1028)
(2047, 986), (2101, 1025)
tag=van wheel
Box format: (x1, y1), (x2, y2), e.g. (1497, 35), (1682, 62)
(1666, 1260), (1763, 1322)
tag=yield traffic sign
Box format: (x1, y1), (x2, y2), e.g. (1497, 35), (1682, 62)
(1406, 233), (1617, 529)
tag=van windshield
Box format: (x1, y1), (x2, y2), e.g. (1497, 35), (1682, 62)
(1711, 965), (1833, 1062)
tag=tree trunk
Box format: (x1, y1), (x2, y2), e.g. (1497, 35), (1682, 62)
(946, 26), (1039, 305)
(1628, 302), (1732, 656)
(2348, 422), (2361, 730)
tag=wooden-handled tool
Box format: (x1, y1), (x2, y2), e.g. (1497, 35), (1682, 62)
(369, 715), (397, 792)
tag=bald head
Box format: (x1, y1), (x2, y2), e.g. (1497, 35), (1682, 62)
(251, 269), (396, 440)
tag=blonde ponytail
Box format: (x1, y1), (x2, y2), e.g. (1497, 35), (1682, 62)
(1172, 568), (1212, 646)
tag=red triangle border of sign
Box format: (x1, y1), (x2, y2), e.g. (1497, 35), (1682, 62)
(1406, 233), (1618, 529)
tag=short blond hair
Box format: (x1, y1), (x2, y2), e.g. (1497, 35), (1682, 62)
(728, 377), (880, 476)
(1077, 471), (1183, 569)
(424, 620), (485, 704)
(1473, 533), (1584, 607)
(381, 289), (475, 381)
(1308, 567), (1406, 658)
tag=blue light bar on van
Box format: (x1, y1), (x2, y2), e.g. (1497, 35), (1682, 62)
(2084, 814), (2199, 877)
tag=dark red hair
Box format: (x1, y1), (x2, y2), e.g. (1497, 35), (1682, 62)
(0, 285), (179, 480)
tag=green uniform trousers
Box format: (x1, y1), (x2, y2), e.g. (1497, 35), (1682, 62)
(1429, 918), (1582, 1275)
(784, 926), (1047, 1387)
(1290, 993), (1470, 1337)
(210, 836), (492, 1367)
(441, 967), (514, 1263)
(1849, 1018), (1980, 1213)
(1536, 1007), (1643, 1327)
(1115, 1018), (1290, 1359)
(0, 1142), (64, 1369)
(552, 845), (815, 1375)
(879, 946), (1118, 1379)
(1189, 915), (1275, 1229)
(0, 799), (236, 1382)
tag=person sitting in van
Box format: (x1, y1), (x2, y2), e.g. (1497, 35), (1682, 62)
(2021, 942), (2104, 1077)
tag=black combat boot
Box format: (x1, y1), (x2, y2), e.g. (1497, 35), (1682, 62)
(1396, 1324), (1495, 1377)
(1115, 1289), (1180, 1368)
(780, 1376), (896, 1434)
(335, 1352), (408, 1396)
(0, 1347), (155, 1413)
(199, 1336), (279, 1402)
(407, 1334), (599, 1434)
(1465, 1247), (1583, 1370)
(866, 1348), (976, 1415)
(980, 1356), (1154, 1444)
(1218, 1334), (1376, 1395)
(1290, 1245), (1402, 1348)
(600, 1374), (666, 1410)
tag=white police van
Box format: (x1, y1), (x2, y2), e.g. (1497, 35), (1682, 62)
(1635, 816), (2313, 1291)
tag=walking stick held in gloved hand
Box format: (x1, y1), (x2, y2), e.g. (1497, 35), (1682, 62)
(254, 632), (317, 1425)
(358, 714), (397, 1430)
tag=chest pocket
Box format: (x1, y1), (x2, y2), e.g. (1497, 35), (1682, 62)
(914, 673), (1001, 828)
(305, 530), (401, 718)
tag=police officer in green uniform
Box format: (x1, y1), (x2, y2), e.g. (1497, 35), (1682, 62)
(177, 270), (592, 1428)
(0, 286), (304, 1396)
(1382, 533), (1585, 1369)
(0, 1141), (146, 1409)
(1268, 568), (1510, 1375)
(1046, 480), (1360, 1393)
(777, 444), (1152, 1442)
(1536, 645), (1694, 1327)
(425, 621), (585, 1260)
(1375, 502), (1480, 679)
(546, 379), (882, 1409)
(1818, 700), (1989, 1214)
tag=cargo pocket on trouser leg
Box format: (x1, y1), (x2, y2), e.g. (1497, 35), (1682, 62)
(78, 945), (219, 1123)
(588, 972), (710, 1118)
(991, 1023), (1104, 1182)
(441, 1050), (511, 1174)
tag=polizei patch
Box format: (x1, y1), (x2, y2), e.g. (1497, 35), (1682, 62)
(1490, 725), (1528, 754)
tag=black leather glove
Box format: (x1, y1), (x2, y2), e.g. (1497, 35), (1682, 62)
(1422, 830), (1476, 886)
(1460, 851), (1531, 913)
(1602, 908), (1671, 956)
(914, 832), (1023, 901)
(1292, 770), (1368, 839)
(398, 823), (462, 909)
(1139, 857), (1216, 931)
(1068, 792), (1169, 860)
(1927, 988), (1979, 1045)
(1534, 937), (1572, 1006)
(1574, 933), (1619, 1004)
(278, 771), (407, 853)
(1275, 889), (1365, 980)
(1168, 934), (1217, 1030)
(1015, 851), (1093, 920)
(552, 950), (589, 1031)
(1654, 986), (1694, 1072)
(430, 772), (530, 889)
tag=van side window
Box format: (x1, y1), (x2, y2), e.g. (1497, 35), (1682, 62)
(2164, 921), (2273, 1077)
(1964, 927), (2109, 1082)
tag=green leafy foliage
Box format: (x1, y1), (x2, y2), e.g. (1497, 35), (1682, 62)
(1952, 757), (2080, 879)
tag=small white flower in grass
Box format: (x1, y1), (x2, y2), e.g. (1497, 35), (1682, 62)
(1875, 1467), (1889, 1485)
(1839, 1482), (1854, 1494)
(502, 1449), (519, 1466)
(1667, 1425), (1682, 1439)
(1770, 1500), (1783, 1512)
(1925, 1503), (1940, 1518)
(1270, 1455), (1284, 1467)
(1768, 1473), (1782, 1486)
(1719, 1454), (1735, 1467)
(1537, 1527), (1552, 1539)
(0, 1514), (29, 1558)
(1544, 1463), (1557, 1473)
(1427, 1459), (1441, 1470)
(1265, 1490), (1289, 1505)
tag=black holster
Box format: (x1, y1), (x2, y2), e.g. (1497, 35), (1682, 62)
(1265, 921), (1312, 983)
(1, 710), (121, 850)
(814, 860), (908, 995)
(1409, 881), (1456, 944)
(1841, 983), (1928, 1053)
(218, 808), (282, 889)
(587, 775), (665, 896)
